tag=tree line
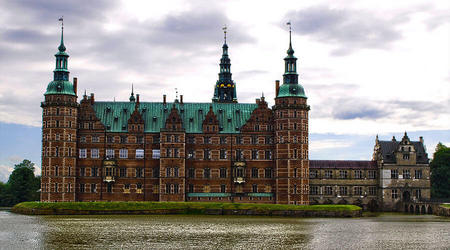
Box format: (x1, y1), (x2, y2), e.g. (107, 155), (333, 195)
(0, 160), (40, 207)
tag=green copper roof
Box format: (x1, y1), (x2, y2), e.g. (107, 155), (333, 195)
(277, 83), (307, 98)
(44, 80), (75, 96)
(93, 102), (258, 133)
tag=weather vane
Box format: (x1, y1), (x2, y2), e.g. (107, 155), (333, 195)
(59, 16), (64, 28)
(286, 21), (291, 31)
(223, 25), (227, 43)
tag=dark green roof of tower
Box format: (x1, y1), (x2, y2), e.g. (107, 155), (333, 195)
(93, 102), (257, 133)
(45, 80), (76, 96)
(277, 83), (307, 98)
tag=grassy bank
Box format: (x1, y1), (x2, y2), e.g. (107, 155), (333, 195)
(441, 204), (450, 208)
(12, 202), (361, 217)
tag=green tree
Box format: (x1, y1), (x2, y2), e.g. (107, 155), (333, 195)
(430, 143), (450, 198)
(5, 160), (40, 205)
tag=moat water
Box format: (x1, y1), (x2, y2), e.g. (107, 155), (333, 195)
(0, 211), (449, 249)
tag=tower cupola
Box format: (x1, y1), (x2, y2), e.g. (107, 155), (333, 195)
(44, 18), (75, 96)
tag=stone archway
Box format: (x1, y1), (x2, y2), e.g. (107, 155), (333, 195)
(415, 205), (420, 214)
(403, 191), (411, 202)
(404, 204), (409, 213)
(421, 205), (426, 214)
(338, 199), (348, 205)
(409, 205), (414, 213)
(428, 206), (433, 214)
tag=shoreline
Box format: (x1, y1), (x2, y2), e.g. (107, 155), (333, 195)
(12, 202), (362, 217)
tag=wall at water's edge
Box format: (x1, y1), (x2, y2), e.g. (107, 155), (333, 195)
(12, 207), (362, 217)
(435, 206), (450, 217)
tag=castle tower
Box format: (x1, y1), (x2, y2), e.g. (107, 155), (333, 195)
(212, 26), (237, 103)
(273, 24), (310, 204)
(40, 19), (78, 202)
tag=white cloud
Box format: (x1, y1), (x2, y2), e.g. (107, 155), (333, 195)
(310, 139), (353, 152)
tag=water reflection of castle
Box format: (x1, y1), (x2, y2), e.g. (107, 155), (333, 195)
(40, 24), (430, 211)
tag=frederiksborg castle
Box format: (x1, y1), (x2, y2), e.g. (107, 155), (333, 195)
(40, 24), (430, 211)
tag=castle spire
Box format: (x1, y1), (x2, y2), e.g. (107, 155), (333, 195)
(129, 84), (136, 102)
(212, 25), (237, 103)
(283, 21), (298, 84)
(58, 17), (66, 52)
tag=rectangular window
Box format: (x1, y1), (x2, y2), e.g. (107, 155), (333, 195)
(79, 149), (87, 158)
(204, 136), (211, 144)
(265, 185), (272, 193)
(252, 184), (258, 193)
(174, 167), (179, 177)
(220, 149), (227, 159)
(188, 184), (194, 193)
(403, 154), (410, 160)
(325, 170), (333, 179)
(264, 168), (273, 178)
(137, 136), (144, 144)
(252, 150), (258, 160)
(339, 170), (348, 179)
(187, 150), (194, 159)
(339, 186), (348, 196)
(354, 170), (363, 179)
(221, 184), (226, 193)
(325, 186), (333, 195)
(415, 189), (421, 200)
(135, 149), (144, 159)
(203, 168), (210, 179)
(91, 148), (99, 158)
(166, 168), (171, 177)
(153, 135), (160, 144)
(80, 183), (85, 193)
(55, 183), (59, 193)
(236, 136), (242, 144)
(153, 184), (159, 194)
(91, 184), (97, 193)
(80, 136), (86, 143)
(136, 168), (143, 178)
(106, 149), (114, 158)
(92, 168), (98, 177)
(188, 168), (195, 178)
(392, 189), (398, 199)
(119, 168), (126, 177)
(310, 170), (318, 179)
(354, 186), (363, 196)
(265, 150), (272, 160)
(152, 149), (160, 159)
(220, 168), (227, 178)
(415, 170), (422, 179)
(368, 170), (376, 179)
(173, 184), (179, 194)
(120, 136), (127, 144)
(80, 167), (85, 177)
(204, 149), (210, 160)
(251, 168), (258, 178)
(187, 136), (194, 144)
(310, 186), (319, 195)
(153, 168), (160, 178)
(369, 186), (377, 196)
(403, 169), (411, 179)
(391, 169), (399, 179)
(220, 136), (227, 144)
(107, 136), (114, 143)
(119, 149), (128, 159)
(124, 184), (130, 193)
(107, 183), (112, 193)
(92, 136), (100, 143)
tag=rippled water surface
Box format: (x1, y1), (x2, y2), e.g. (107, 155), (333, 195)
(0, 211), (449, 249)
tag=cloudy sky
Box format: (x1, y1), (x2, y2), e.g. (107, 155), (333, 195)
(0, 0), (449, 182)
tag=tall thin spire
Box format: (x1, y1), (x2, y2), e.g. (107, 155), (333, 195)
(223, 25), (227, 44)
(129, 84), (135, 102)
(58, 16), (66, 52)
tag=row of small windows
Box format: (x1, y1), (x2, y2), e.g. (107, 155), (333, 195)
(43, 147), (74, 157)
(276, 122), (308, 131)
(276, 110), (307, 118)
(79, 167), (144, 178)
(187, 184), (273, 194)
(277, 135), (308, 144)
(43, 120), (74, 128)
(186, 136), (275, 145)
(310, 170), (377, 179)
(188, 149), (273, 160)
(43, 133), (76, 142)
(79, 149), (145, 159)
(309, 186), (378, 196)
(43, 107), (74, 116)
(41, 166), (72, 177)
(391, 169), (422, 179)
(391, 189), (422, 200)
(187, 167), (274, 179)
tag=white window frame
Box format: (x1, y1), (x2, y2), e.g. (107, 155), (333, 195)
(152, 149), (161, 159)
(91, 148), (99, 158)
(79, 149), (87, 158)
(136, 149), (144, 159)
(106, 149), (114, 158)
(119, 149), (128, 159)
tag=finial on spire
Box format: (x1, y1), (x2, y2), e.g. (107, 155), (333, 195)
(223, 25), (227, 44)
(129, 84), (136, 102)
(58, 16), (66, 52)
(132, 83), (134, 95)
(175, 88), (179, 100)
(287, 21), (292, 44)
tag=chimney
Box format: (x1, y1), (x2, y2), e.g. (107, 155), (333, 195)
(163, 94), (166, 105)
(275, 80), (280, 96)
(180, 95), (183, 104)
(90, 93), (95, 105)
(136, 94), (140, 103)
(73, 77), (78, 95)
(419, 136), (424, 144)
